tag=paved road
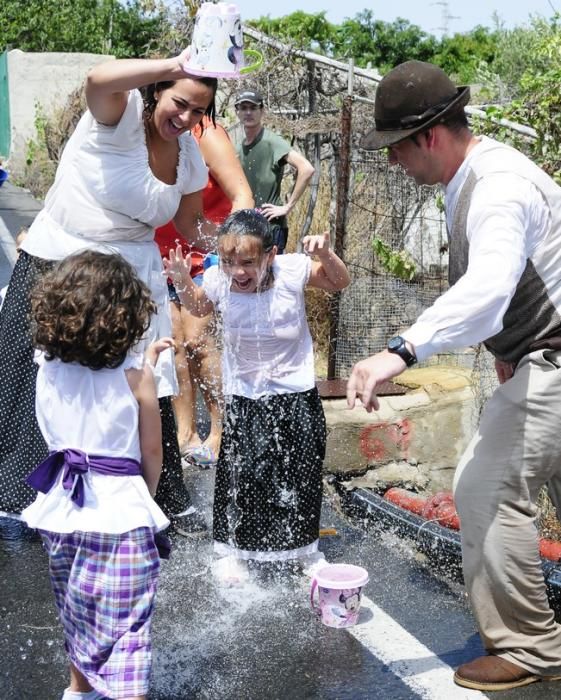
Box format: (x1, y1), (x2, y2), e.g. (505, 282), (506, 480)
(3, 465), (561, 699)
(2, 182), (561, 699)
(0, 180), (41, 287)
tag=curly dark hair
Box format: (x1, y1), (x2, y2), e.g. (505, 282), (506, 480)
(142, 76), (217, 126)
(31, 250), (156, 371)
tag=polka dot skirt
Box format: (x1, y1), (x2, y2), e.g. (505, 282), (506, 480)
(213, 387), (326, 553)
(0, 252), (53, 514)
(155, 396), (192, 517)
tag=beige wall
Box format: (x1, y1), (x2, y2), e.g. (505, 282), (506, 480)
(6, 50), (113, 169)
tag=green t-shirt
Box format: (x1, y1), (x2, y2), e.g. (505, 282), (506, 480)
(237, 128), (291, 227)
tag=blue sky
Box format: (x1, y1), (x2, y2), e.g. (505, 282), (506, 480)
(239, 0), (557, 36)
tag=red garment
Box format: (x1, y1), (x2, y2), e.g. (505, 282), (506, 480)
(155, 117), (231, 278)
(156, 221), (206, 277)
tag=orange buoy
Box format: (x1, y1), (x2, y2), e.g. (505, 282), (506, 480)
(539, 538), (561, 562)
(384, 487), (427, 516)
(434, 501), (460, 530)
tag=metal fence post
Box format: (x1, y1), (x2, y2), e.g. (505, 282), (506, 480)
(327, 59), (354, 379)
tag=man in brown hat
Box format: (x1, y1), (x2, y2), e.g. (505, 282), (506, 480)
(348, 60), (561, 691)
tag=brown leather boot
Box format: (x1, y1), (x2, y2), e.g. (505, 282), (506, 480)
(454, 655), (561, 691)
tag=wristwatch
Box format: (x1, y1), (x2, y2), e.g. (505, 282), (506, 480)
(387, 336), (417, 367)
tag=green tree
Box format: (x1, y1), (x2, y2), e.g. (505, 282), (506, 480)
(333, 12), (439, 71)
(434, 26), (499, 83)
(0, 0), (167, 57)
(248, 11), (336, 53)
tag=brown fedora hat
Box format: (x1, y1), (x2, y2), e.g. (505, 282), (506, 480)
(361, 60), (470, 150)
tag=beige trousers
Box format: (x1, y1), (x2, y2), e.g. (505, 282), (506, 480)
(453, 349), (561, 674)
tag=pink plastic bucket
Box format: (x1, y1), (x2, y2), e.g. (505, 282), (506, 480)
(310, 563), (369, 628)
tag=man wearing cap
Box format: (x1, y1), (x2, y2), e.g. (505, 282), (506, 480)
(347, 60), (561, 691)
(234, 89), (314, 253)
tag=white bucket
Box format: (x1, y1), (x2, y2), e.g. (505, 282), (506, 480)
(183, 2), (262, 78)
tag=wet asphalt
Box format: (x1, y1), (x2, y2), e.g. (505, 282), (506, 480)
(2, 181), (561, 699)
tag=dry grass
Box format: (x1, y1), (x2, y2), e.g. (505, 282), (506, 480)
(283, 166), (335, 379)
(21, 88), (86, 201)
(537, 488), (561, 541)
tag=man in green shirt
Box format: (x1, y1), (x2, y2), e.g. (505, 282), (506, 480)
(235, 89), (315, 253)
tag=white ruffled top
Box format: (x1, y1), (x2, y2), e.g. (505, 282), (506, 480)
(203, 254), (316, 398)
(22, 352), (169, 534)
(22, 89), (208, 251)
(20, 89), (209, 399)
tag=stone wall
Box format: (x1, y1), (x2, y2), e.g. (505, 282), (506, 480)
(6, 50), (113, 171)
(323, 366), (477, 493)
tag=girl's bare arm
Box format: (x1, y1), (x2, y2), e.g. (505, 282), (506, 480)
(305, 233), (351, 292)
(126, 364), (162, 497)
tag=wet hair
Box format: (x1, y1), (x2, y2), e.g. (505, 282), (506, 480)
(31, 250), (156, 371)
(142, 76), (217, 126)
(218, 209), (275, 255)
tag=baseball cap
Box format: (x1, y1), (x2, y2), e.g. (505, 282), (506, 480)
(234, 89), (264, 106)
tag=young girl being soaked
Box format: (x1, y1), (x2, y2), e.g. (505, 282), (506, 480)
(22, 250), (171, 700)
(164, 209), (350, 583)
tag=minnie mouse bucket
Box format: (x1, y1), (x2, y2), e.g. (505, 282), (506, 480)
(184, 2), (262, 78)
(310, 563), (369, 629)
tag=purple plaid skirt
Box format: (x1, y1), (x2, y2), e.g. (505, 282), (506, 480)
(40, 527), (160, 698)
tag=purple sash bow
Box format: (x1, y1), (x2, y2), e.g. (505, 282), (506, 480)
(26, 448), (171, 560)
(26, 448), (142, 508)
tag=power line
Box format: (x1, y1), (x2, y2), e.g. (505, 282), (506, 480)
(431, 1), (460, 36)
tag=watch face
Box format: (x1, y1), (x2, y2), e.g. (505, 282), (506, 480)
(388, 336), (403, 351)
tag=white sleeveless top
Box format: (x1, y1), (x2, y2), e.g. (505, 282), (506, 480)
(23, 89), (208, 250)
(22, 352), (169, 534)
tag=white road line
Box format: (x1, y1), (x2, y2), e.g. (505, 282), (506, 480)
(0, 217), (17, 267)
(349, 595), (484, 699)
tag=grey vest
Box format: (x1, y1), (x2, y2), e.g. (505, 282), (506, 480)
(448, 142), (561, 363)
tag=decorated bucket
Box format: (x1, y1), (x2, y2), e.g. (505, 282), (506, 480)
(310, 563), (369, 629)
(183, 2), (262, 78)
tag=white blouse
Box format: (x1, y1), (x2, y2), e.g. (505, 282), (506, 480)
(22, 352), (169, 535)
(402, 136), (551, 361)
(20, 89), (209, 397)
(204, 254), (316, 398)
(22, 89), (208, 255)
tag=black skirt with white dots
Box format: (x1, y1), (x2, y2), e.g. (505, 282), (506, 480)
(213, 387), (326, 555)
(0, 252), (52, 514)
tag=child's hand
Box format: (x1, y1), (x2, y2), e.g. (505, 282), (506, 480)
(146, 337), (175, 368)
(163, 243), (192, 288)
(302, 232), (331, 259)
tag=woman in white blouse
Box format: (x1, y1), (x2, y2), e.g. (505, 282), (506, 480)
(0, 49), (215, 535)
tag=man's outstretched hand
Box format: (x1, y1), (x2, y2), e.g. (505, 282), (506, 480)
(346, 350), (406, 412)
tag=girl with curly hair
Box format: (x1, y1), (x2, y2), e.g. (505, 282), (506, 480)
(22, 250), (171, 700)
